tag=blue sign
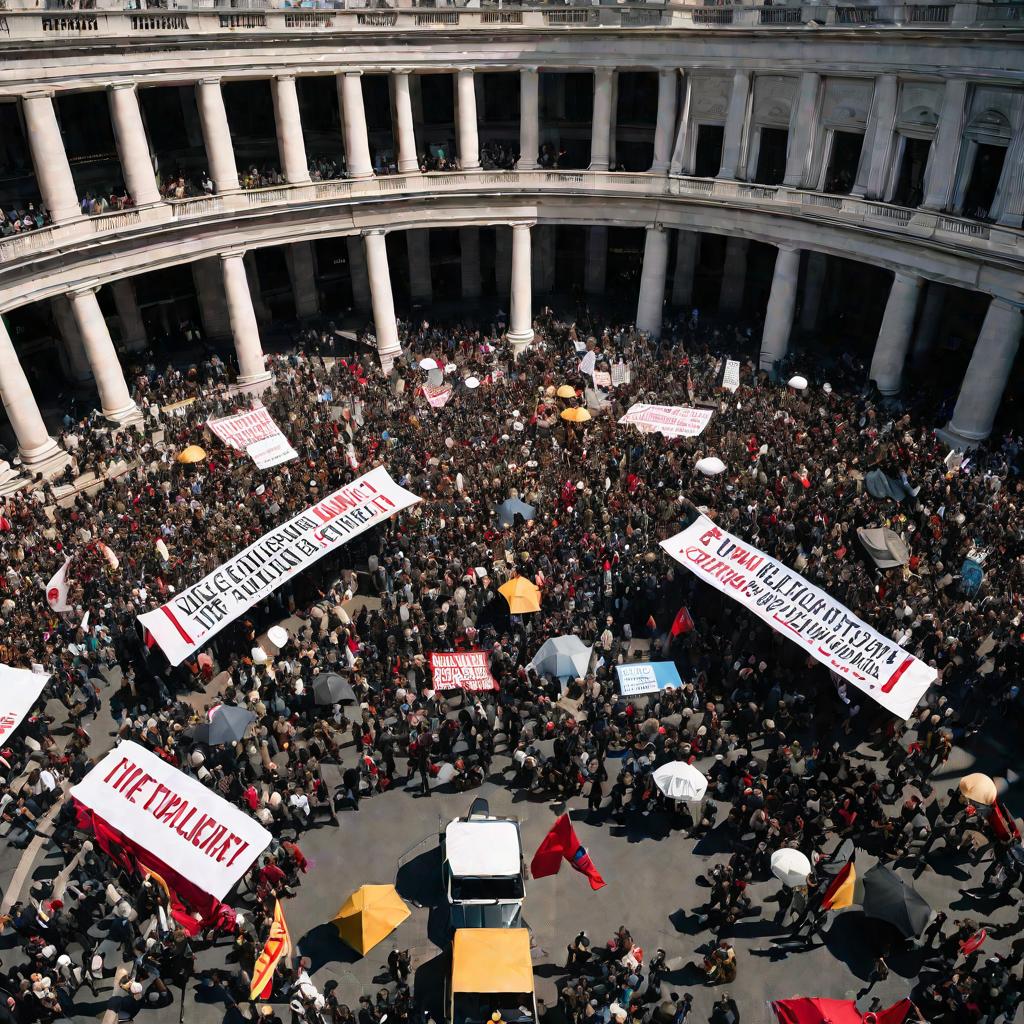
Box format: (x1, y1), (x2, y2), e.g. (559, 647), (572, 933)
(961, 558), (984, 594)
(615, 661), (684, 696)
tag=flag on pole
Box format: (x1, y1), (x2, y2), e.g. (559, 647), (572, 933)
(530, 814), (606, 890)
(670, 606), (694, 636)
(45, 556), (73, 612)
(820, 856), (857, 911)
(250, 899), (293, 999)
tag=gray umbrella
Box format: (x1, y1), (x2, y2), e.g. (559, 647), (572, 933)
(495, 497), (537, 528)
(193, 705), (255, 746)
(313, 671), (356, 705)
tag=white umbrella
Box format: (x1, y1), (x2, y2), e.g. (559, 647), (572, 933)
(652, 761), (707, 802)
(695, 456), (726, 477)
(770, 848), (812, 887)
(419, 358), (439, 370)
(787, 375), (808, 390)
(464, 376), (481, 390)
(267, 625), (289, 649)
(251, 646), (269, 665)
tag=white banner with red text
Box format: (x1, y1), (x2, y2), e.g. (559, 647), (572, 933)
(139, 467), (421, 665)
(430, 651), (498, 692)
(660, 517), (935, 719)
(71, 741), (272, 901)
(422, 384), (453, 409)
(207, 407), (298, 469)
(0, 666), (50, 745)
(619, 404), (714, 439)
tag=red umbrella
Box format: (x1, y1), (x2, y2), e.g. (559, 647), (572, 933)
(772, 997), (914, 1024)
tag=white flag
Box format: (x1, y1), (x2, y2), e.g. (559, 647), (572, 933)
(45, 556), (72, 612)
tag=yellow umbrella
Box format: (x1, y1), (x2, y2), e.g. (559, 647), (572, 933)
(560, 407), (592, 423)
(332, 884), (410, 956)
(556, 384), (576, 399)
(176, 445), (207, 464)
(498, 576), (541, 615)
(959, 772), (998, 805)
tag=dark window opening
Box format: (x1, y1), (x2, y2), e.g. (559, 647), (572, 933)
(694, 125), (724, 177)
(891, 136), (931, 209)
(753, 127), (788, 185)
(961, 143), (1006, 221)
(823, 131), (863, 195)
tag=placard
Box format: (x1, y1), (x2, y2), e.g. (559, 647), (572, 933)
(423, 384), (453, 409)
(430, 651), (497, 692)
(208, 407), (298, 469)
(722, 359), (740, 393)
(619, 403), (714, 438)
(614, 661), (683, 696)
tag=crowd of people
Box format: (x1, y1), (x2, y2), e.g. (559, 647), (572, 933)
(0, 202), (51, 237)
(0, 304), (1021, 1024)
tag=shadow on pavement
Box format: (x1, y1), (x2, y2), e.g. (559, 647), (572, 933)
(395, 845), (443, 908)
(298, 921), (363, 973)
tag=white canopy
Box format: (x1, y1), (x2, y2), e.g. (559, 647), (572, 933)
(652, 761), (708, 802)
(445, 820), (521, 877)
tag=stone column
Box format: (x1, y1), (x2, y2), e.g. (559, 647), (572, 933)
(0, 315), (68, 476)
(636, 226), (670, 338)
(911, 281), (946, 365)
(110, 279), (148, 353)
(455, 69), (481, 172)
(584, 226), (607, 296)
(196, 78), (239, 194)
(363, 230), (402, 370)
(518, 67), (540, 171)
(718, 236), (749, 316)
(221, 252), (271, 385)
(800, 251), (827, 333)
(107, 83), (161, 207)
(51, 296), (94, 385)
(271, 75), (311, 186)
(192, 258), (231, 340)
(856, 74), (898, 200)
(718, 70), (751, 181)
(758, 247), (801, 371)
(244, 252), (272, 326)
(783, 72), (821, 189)
(508, 223), (534, 352)
(921, 78), (969, 212)
(651, 70), (678, 174)
(495, 227), (512, 300)
(869, 272), (924, 395)
(21, 91), (83, 224)
(68, 287), (140, 423)
(669, 72), (692, 175)
(287, 241), (320, 319)
(589, 68), (614, 171)
(339, 72), (373, 180)
(346, 235), (371, 311)
(392, 72), (419, 174)
(672, 230), (699, 307)
(407, 229), (433, 305)
(945, 298), (1024, 444)
(460, 227), (482, 300)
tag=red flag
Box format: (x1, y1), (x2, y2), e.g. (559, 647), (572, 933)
(670, 607), (694, 637)
(530, 814), (606, 891)
(820, 856), (856, 911)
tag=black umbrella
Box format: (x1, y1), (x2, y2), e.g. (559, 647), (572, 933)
(861, 864), (932, 937)
(313, 671), (356, 705)
(192, 704), (255, 745)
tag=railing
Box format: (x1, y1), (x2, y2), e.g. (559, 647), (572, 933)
(0, 172), (1018, 271)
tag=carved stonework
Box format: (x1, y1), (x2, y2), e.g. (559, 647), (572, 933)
(751, 74), (798, 126)
(897, 81), (943, 129)
(968, 86), (1016, 141)
(689, 74), (732, 122)
(821, 77), (873, 128)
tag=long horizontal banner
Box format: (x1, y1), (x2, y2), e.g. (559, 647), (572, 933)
(0, 666), (50, 744)
(139, 467), (420, 665)
(71, 741), (271, 901)
(619, 404), (713, 439)
(661, 517), (935, 719)
(208, 407), (298, 469)
(430, 651), (497, 691)
(615, 661), (683, 696)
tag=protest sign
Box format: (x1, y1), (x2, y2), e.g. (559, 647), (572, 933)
(45, 556), (72, 612)
(139, 467), (420, 665)
(661, 517), (935, 719)
(722, 359), (740, 392)
(423, 383), (453, 409)
(619, 403), (714, 439)
(71, 741), (271, 901)
(0, 666), (49, 744)
(610, 362), (631, 387)
(615, 661), (683, 696)
(592, 370), (612, 389)
(208, 407), (298, 469)
(429, 651), (497, 692)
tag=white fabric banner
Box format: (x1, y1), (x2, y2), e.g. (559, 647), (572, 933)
(71, 742), (271, 901)
(722, 359), (740, 393)
(619, 403), (714, 438)
(423, 384), (453, 409)
(661, 517), (935, 719)
(45, 556), (72, 612)
(0, 666), (49, 745)
(139, 467), (421, 665)
(208, 407), (298, 469)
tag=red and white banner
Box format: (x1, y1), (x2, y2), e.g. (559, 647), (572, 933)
(71, 741), (271, 901)
(208, 407), (298, 469)
(423, 384), (453, 409)
(139, 467), (421, 665)
(430, 651), (497, 692)
(45, 556), (72, 612)
(619, 403), (713, 439)
(661, 517), (935, 719)
(0, 666), (49, 744)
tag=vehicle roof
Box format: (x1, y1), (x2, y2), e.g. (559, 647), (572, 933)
(445, 819), (522, 877)
(452, 928), (534, 994)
